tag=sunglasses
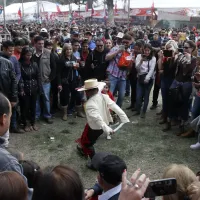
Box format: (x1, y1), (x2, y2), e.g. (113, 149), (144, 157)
(183, 47), (190, 49)
(97, 45), (103, 47)
(122, 41), (129, 44)
(172, 34), (177, 37)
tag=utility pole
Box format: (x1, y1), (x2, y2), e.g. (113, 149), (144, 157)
(3, 0), (6, 30)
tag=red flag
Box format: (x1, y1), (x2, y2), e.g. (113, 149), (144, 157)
(114, 1), (118, 14)
(18, 7), (22, 18)
(56, 4), (61, 13)
(85, 2), (88, 12)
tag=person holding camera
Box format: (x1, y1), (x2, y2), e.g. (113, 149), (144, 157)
(164, 40), (196, 135)
(133, 43), (156, 118)
(157, 40), (178, 127)
(58, 44), (82, 120)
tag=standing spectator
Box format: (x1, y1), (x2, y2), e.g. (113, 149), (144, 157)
(105, 39), (113, 51)
(106, 34), (132, 107)
(85, 39), (109, 81)
(79, 40), (90, 81)
(44, 40), (60, 114)
(29, 32), (37, 49)
(18, 47), (42, 132)
(126, 41), (144, 110)
(158, 40), (177, 127)
(84, 31), (96, 51)
(134, 44), (156, 118)
(57, 44), (83, 120)
(1, 40), (23, 133)
(32, 36), (56, 124)
(13, 38), (25, 60)
(165, 41), (196, 135)
(0, 53), (21, 135)
(143, 34), (150, 44)
(0, 93), (32, 200)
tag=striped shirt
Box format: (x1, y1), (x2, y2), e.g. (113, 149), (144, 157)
(107, 46), (128, 80)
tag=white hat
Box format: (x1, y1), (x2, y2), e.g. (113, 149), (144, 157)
(41, 28), (47, 33)
(116, 32), (124, 38)
(77, 79), (106, 92)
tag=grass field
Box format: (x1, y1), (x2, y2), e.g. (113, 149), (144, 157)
(9, 95), (200, 188)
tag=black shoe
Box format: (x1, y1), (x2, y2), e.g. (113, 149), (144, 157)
(45, 118), (53, 124)
(125, 93), (130, 97)
(126, 105), (133, 110)
(10, 127), (25, 134)
(133, 111), (140, 116)
(150, 105), (157, 110)
(162, 122), (171, 132)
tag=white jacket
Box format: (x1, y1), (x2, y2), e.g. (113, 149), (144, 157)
(85, 93), (129, 131)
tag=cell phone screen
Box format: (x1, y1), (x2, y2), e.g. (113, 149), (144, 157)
(163, 50), (173, 57)
(144, 178), (177, 198)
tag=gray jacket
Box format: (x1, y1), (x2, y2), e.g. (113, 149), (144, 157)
(38, 49), (56, 83)
(0, 137), (33, 200)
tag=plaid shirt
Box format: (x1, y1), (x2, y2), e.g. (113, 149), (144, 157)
(107, 46), (128, 80)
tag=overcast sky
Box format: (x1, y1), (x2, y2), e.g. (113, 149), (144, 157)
(97, 0), (200, 8)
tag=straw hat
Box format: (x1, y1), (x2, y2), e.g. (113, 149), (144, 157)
(77, 79), (106, 92)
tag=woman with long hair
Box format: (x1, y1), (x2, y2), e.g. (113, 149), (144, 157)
(134, 43), (156, 118)
(19, 47), (42, 132)
(57, 44), (83, 120)
(164, 40), (196, 135)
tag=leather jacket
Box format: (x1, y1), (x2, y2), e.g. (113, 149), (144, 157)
(19, 62), (42, 96)
(0, 56), (18, 102)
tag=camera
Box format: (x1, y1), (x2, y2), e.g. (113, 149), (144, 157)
(65, 61), (76, 67)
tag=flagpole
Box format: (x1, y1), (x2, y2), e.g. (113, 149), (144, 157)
(22, 0), (24, 22)
(128, 0), (130, 28)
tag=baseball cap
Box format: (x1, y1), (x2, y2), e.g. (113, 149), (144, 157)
(116, 32), (124, 39)
(41, 28), (47, 33)
(92, 152), (127, 185)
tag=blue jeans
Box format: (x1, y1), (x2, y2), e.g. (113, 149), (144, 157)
(10, 106), (17, 129)
(36, 83), (51, 119)
(136, 80), (153, 113)
(160, 76), (174, 115)
(108, 74), (126, 107)
(192, 95), (200, 120)
(169, 80), (192, 121)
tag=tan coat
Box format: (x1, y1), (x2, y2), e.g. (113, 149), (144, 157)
(85, 93), (129, 130)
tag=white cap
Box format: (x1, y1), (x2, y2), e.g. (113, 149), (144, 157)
(41, 28), (47, 33)
(116, 32), (124, 39)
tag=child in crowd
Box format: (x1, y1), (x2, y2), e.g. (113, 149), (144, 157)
(101, 81), (117, 140)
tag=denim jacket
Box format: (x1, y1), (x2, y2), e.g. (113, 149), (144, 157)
(0, 137), (33, 200)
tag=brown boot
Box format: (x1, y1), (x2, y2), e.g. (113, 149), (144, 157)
(76, 105), (86, 118)
(62, 106), (68, 121)
(181, 128), (195, 138)
(176, 125), (185, 136)
(159, 113), (167, 124)
(162, 122), (171, 132)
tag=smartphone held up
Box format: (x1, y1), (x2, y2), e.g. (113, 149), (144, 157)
(144, 178), (177, 198)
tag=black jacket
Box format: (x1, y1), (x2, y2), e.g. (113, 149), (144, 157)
(58, 55), (79, 86)
(0, 56), (18, 102)
(85, 49), (109, 81)
(19, 62), (42, 96)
